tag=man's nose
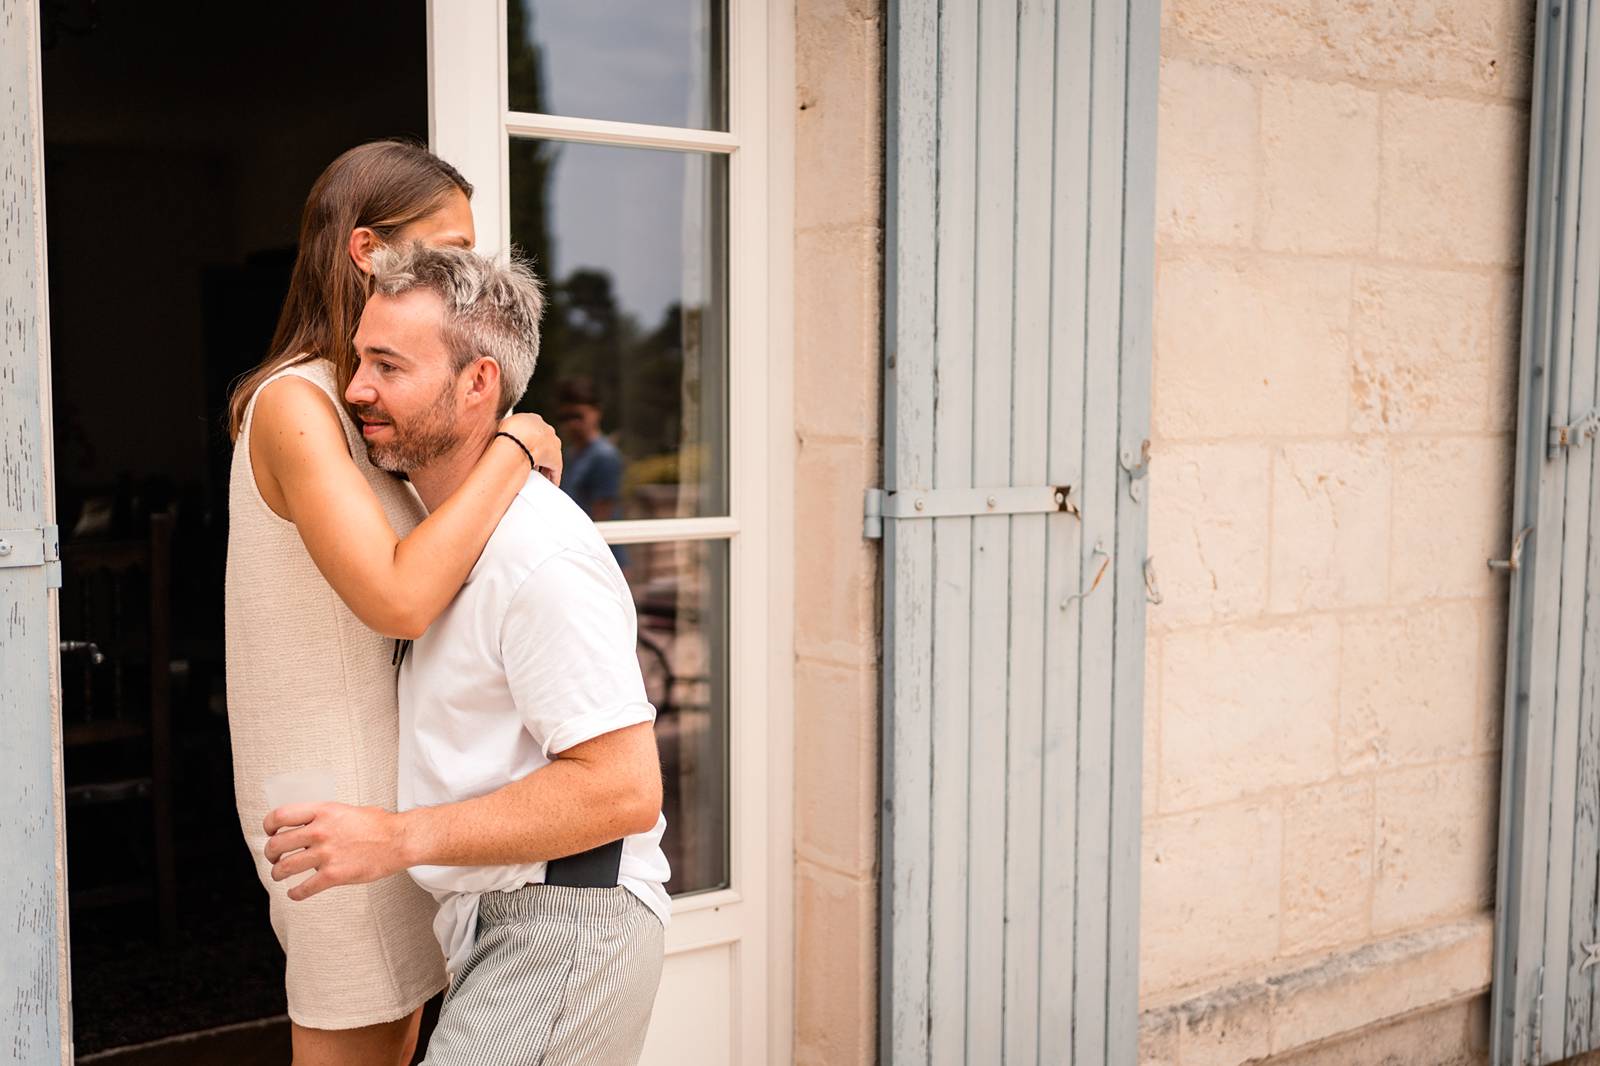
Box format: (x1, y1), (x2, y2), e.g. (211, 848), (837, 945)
(345, 366), (377, 405)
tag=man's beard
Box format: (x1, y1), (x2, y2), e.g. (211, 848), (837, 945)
(354, 382), (461, 474)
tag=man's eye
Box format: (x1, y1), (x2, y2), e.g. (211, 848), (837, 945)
(379, 363), (397, 374)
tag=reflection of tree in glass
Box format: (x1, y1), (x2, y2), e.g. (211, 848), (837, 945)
(517, 268), (690, 476)
(507, 0), (554, 272)
(508, 2), (693, 509)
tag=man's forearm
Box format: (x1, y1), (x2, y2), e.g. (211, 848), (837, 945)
(396, 757), (654, 870)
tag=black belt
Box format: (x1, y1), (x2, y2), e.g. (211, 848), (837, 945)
(545, 839), (624, 888)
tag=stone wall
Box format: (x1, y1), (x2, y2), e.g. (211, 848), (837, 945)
(790, 0), (884, 1062)
(1141, 0), (1532, 1060)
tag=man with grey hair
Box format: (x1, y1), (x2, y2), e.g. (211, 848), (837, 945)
(260, 243), (669, 1065)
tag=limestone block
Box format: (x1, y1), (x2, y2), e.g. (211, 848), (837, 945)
(1350, 265), (1494, 433)
(1468, 990), (1493, 1054)
(1260, 76), (1380, 254)
(1268, 917), (1492, 1051)
(1178, 981), (1272, 1066)
(1147, 442), (1271, 628)
(1373, 759), (1498, 934)
(1141, 800), (1283, 995)
(794, 438), (880, 664)
(1267, 995), (1483, 1066)
(795, 861), (876, 1066)
(1156, 58), (1257, 247)
(1164, 0), (1323, 68)
(794, 225), (882, 440)
(1390, 436), (1513, 604)
(1155, 255), (1352, 439)
(794, 658), (877, 876)
(1281, 779), (1375, 955)
(1339, 603), (1481, 772)
(1499, 0), (1537, 100)
(1161, 618), (1340, 810)
(1490, 270), (1525, 433)
(1381, 93), (1527, 266)
(1166, 0), (1531, 98)
(1479, 601), (1509, 754)
(1139, 1011), (1180, 1066)
(795, 0), (881, 232)
(1268, 441), (1391, 613)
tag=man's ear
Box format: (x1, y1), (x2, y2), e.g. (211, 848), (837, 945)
(348, 227), (381, 273)
(465, 357), (503, 411)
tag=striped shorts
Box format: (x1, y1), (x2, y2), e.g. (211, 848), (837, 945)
(421, 884), (665, 1066)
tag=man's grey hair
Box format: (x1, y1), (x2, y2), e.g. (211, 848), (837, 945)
(368, 242), (545, 414)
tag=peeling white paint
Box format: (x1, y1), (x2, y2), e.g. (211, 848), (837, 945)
(0, 0), (69, 1062)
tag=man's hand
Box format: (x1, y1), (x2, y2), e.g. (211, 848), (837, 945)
(262, 803), (408, 902)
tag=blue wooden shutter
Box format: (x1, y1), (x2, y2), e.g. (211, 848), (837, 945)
(0, 2), (70, 1061)
(1492, 1), (1600, 1062)
(877, 0), (1157, 1062)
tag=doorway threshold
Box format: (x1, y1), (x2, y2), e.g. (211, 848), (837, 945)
(77, 1015), (288, 1066)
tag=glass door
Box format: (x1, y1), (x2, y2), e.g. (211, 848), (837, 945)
(430, 2), (774, 1062)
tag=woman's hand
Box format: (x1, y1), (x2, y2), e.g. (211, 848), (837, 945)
(499, 411), (563, 486)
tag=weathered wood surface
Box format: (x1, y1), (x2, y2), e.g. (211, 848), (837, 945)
(1108, 2), (1161, 1060)
(1492, 0), (1565, 1060)
(0, 1), (69, 1063)
(1491, 0), (1600, 1063)
(1560, 4), (1600, 1052)
(879, 0), (937, 1057)
(880, 0), (1157, 1061)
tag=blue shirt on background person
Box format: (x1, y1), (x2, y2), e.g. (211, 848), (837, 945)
(555, 377), (629, 568)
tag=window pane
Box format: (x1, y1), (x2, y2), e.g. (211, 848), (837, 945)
(507, 0), (727, 131)
(627, 539), (729, 897)
(511, 139), (727, 519)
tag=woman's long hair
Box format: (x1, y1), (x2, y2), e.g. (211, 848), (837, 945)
(226, 139), (472, 440)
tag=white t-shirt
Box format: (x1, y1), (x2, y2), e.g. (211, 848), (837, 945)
(397, 473), (670, 973)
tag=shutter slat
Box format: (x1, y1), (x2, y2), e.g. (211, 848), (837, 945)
(881, 0), (939, 1057)
(965, 0), (1022, 1057)
(1107, 0), (1162, 1057)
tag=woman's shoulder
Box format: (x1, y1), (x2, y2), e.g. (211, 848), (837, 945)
(250, 364), (349, 449)
(269, 355), (338, 391)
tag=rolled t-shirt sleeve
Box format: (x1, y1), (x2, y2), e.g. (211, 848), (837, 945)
(499, 548), (655, 757)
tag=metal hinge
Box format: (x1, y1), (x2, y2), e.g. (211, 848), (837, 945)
(863, 485), (1075, 539)
(1550, 407), (1600, 453)
(0, 525), (62, 589)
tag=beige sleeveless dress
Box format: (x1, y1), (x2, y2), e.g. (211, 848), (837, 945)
(225, 358), (446, 1029)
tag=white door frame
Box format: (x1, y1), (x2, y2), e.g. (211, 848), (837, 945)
(1, 1), (71, 1063)
(4, 2), (794, 1057)
(428, 2), (797, 1061)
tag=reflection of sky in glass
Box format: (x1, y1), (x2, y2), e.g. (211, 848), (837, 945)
(517, 0), (718, 130)
(545, 144), (707, 330)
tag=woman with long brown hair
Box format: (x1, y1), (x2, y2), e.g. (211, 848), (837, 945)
(224, 140), (557, 1066)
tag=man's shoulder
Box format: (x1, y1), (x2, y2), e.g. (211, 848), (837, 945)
(477, 475), (612, 586)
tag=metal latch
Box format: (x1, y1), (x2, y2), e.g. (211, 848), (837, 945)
(1488, 526), (1533, 574)
(0, 525), (62, 589)
(1550, 407), (1600, 453)
(864, 486), (1075, 539)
